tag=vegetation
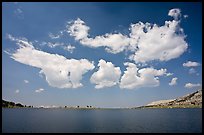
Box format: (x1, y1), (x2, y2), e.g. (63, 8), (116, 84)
(2, 99), (33, 108)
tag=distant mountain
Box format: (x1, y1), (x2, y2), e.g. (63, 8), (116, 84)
(136, 89), (202, 108)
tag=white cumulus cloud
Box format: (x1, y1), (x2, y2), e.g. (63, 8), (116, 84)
(14, 8), (24, 19)
(81, 33), (130, 54)
(189, 68), (196, 74)
(129, 19), (188, 63)
(15, 89), (20, 93)
(48, 33), (60, 39)
(8, 35), (95, 89)
(183, 61), (200, 67)
(169, 77), (178, 86)
(63, 44), (76, 53)
(183, 15), (188, 18)
(67, 18), (130, 54)
(90, 59), (121, 89)
(67, 18), (90, 40)
(24, 80), (29, 83)
(120, 62), (167, 89)
(168, 8), (181, 20)
(48, 30), (64, 39)
(67, 8), (188, 63)
(35, 88), (45, 93)
(47, 42), (64, 48)
(184, 83), (201, 89)
(166, 72), (173, 76)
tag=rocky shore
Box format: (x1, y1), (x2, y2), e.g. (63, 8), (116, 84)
(135, 89), (202, 108)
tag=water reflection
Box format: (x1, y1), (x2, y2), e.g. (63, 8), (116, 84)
(2, 108), (202, 133)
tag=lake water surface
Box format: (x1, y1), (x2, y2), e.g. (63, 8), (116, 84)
(2, 108), (202, 133)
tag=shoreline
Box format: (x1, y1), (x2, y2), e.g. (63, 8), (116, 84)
(2, 106), (202, 110)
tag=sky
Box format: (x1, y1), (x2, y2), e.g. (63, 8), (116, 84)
(2, 2), (202, 108)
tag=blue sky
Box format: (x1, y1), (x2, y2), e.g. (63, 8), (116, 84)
(2, 2), (202, 108)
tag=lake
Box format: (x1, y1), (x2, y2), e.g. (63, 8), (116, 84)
(2, 108), (202, 133)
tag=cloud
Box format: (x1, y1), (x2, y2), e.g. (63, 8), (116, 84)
(15, 8), (23, 14)
(48, 30), (65, 39)
(183, 15), (188, 18)
(6, 34), (25, 42)
(120, 62), (167, 89)
(35, 88), (44, 93)
(81, 33), (130, 54)
(189, 68), (196, 74)
(24, 80), (29, 83)
(67, 8), (188, 63)
(15, 89), (20, 93)
(48, 33), (60, 39)
(184, 83), (201, 89)
(67, 18), (132, 54)
(63, 45), (76, 53)
(6, 34), (33, 47)
(90, 59), (121, 89)
(168, 8), (181, 20)
(47, 42), (64, 48)
(7, 35), (95, 89)
(67, 18), (130, 54)
(67, 18), (90, 40)
(166, 72), (173, 76)
(183, 61), (200, 67)
(129, 19), (188, 63)
(39, 41), (47, 47)
(169, 77), (178, 86)
(14, 8), (24, 19)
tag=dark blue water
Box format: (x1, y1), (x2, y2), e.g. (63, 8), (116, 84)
(2, 108), (202, 133)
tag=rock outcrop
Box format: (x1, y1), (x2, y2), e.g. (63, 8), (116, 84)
(138, 89), (202, 108)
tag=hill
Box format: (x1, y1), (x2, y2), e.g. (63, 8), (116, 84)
(136, 89), (202, 108)
(2, 99), (33, 108)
